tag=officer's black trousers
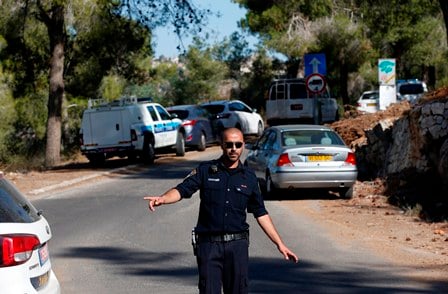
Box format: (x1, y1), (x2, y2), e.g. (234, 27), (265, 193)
(196, 238), (249, 294)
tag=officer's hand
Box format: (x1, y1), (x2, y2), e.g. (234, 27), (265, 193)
(143, 196), (163, 212)
(286, 251), (299, 263)
(279, 245), (299, 263)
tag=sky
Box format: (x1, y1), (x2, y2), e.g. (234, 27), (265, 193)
(152, 0), (258, 58)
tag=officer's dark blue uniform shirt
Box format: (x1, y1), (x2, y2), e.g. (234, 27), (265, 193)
(175, 157), (268, 234)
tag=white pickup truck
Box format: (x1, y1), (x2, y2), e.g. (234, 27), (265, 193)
(266, 78), (339, 126)
(79, 97), (184, 165)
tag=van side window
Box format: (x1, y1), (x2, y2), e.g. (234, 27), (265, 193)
(156, 105), (172, 120)
(147, 106), (159, 121)
(277, 84), (285, 100)
(269, 85), (277, 101)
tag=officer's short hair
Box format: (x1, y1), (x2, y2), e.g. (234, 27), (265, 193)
(220, 127), (243, 143)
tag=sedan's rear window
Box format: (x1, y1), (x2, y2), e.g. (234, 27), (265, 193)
(282, 130), (345, 146)
(362, 92), (379, 100)
(168, 110), (189, 120)
(0, 178), (40, 223)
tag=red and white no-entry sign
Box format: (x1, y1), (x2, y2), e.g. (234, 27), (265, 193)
(306, 73), (326, 94)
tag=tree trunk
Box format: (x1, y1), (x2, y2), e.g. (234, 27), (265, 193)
(339, 64), (349, 105)
(44, 5), (65, 168)
(439, 0), (448, 44)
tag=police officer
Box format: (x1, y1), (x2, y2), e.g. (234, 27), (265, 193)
(144, 127), (298, 294)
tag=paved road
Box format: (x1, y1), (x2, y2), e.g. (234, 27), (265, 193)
(33, 148), (447, 293)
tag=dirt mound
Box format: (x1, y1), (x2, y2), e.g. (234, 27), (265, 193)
(330, 100), (411, 146)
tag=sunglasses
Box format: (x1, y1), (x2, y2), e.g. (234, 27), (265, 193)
(223, 141), (244, 149)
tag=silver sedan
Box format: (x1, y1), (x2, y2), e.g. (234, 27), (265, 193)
(244, 124), (358, 198)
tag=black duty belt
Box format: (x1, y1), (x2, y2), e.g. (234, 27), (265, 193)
(197, 232), (249, 243)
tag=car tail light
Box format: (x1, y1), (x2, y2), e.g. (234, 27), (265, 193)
(345, 152), (356, 165)
(0, 234), (41, 267)
(277, 153), (293, 167)
(130, 129), (137, 141)
(182, 119), (197, 126)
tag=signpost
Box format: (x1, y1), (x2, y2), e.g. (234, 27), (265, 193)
(305, 73), (326, 124)
(305, 73), (326, 94)
(304, 53), (327, 125)
(378, 58), (397, 110)
(304, 53), (327, 76)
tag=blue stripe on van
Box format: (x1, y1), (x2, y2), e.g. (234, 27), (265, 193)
(165, 121), (180, 131)
(141, 125), (153, 133)
(140, 121), (180, 133)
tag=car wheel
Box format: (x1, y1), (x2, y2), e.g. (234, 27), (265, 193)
(266, 173), (278, 197)
(257, 121), (263, 137)
(87, 154), (105, 167)
(339, 186), (353, 199)
(197, 132), (206, 151)
(142, 139), (155, 165)
(176, 132), (185, 156)
(127, 152), (137, 163)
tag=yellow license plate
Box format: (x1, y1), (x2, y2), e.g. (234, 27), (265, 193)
(308, 155), (332, 161)
(367, 103), (377, 106)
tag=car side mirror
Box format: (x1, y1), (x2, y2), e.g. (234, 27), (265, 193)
(170, 113), (178, 119)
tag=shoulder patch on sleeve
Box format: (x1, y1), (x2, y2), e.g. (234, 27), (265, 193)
(184, 168), (197, 180)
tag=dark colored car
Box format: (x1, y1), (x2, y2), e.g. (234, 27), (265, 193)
(167, 105), (217, 151)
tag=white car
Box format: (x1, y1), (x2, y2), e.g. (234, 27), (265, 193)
(245, 124), (358, 199)
(356, 90), (379, 113)
(396, 79), (428, 104)
(201, 100), (264, 137)
(0, 172), (61, 293)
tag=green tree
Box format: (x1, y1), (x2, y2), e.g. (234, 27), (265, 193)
(355, 0), (443, 83)
(174, 41), (229, 104)
(240, 48), (276, 113)
(212, 32), (253, 80)
(235, 0), (447, 101)
(0, 0), (208, 168)
(0, 49), (16, 163)
(236, 0), (334, 75)
(65, 9), (154, 99)
(312, 15), (375, 104)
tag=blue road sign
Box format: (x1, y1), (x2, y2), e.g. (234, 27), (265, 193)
(304, 53), (326, 76)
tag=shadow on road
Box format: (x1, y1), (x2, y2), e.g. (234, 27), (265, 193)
(56, 245), (448, 293)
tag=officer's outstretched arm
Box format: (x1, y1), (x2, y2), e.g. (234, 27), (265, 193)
(143, 188), (182, 212)
(256, 214), (299, 263)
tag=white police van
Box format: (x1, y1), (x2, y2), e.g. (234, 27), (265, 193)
(79, 96), (184, 165)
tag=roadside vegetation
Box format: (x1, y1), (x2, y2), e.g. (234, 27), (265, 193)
(1, 0), (448, 171)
